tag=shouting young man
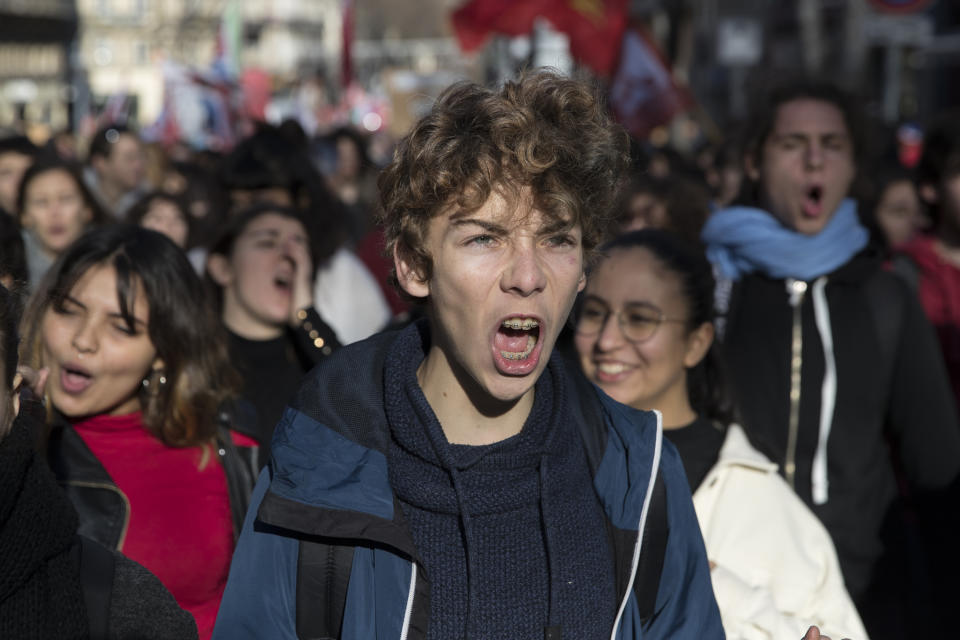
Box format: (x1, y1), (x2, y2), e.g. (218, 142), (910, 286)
(702, 81), (960, 635)
(213, 71), (722, 639)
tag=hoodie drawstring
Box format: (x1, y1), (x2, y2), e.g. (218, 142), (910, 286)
(810, 276), (836, 505)
(538, 453), (562, 636)
(446, 466), (481, 638)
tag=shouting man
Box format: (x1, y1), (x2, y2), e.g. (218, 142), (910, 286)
(213, 71), (722, 639)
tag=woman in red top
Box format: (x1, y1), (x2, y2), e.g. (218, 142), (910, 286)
(19, 225), (258, 640)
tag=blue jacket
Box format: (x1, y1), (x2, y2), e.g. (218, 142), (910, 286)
(213, 330), (723, 639)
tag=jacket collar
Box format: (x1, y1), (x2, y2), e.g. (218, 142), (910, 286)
(712, 423), (778, 473)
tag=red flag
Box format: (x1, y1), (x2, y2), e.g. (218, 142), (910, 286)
(609, 25), (692, 139)
(451, 0), (628, 76)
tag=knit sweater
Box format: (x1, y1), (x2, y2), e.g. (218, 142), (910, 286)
(384, 325), (616, 639)
(0, 398), (87, 639)
(1, 397), (197, 639)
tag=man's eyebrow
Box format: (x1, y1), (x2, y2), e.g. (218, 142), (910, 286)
(450, 218), (509, 234)
(773, 132), (810, 142)
(774, 131), (849, 142)
(538, 219), (576, 235)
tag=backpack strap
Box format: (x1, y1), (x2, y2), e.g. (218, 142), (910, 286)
(634, 467), (668, 623)
(295, 539), (355, 640)
(77, 534), (115, 639)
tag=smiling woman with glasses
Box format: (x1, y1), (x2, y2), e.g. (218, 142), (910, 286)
(573, 228), (868, 640)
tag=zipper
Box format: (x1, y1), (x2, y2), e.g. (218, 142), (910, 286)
(67, 480), (132, 551)
(784, 279), (808, 489)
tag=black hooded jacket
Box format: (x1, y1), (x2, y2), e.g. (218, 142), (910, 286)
(720, 247), (960, 597)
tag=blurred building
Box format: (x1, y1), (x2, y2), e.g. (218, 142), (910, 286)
(0, 0), (78, 137)
(674, 0), (952, 129)
(76, 0), (340, 126)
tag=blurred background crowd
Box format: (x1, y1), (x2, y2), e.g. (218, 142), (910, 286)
(2, 1), (960, 640)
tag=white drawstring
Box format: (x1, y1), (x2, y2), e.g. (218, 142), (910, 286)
(810, 277), (836, 505)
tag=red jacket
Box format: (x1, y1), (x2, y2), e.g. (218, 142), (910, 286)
(899, 235), (960, 409)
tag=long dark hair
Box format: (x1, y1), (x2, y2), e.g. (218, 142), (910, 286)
(600, 229), (735, 425)
(20, 225), (238, 446)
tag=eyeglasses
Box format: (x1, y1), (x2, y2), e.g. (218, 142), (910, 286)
(574, 298), (687, 343)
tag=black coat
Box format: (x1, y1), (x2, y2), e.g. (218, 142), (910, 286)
(720, 248), (960, 597)
(3, 395), (197, 639)
(46, 410), (259, 550)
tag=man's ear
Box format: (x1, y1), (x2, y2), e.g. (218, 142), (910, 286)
(206, 253), (234, 287)
(577, 270), (587, 293)
(394, 244), (429, 298)
(683, 321), (715, 369)
(919, 183), (939, 205)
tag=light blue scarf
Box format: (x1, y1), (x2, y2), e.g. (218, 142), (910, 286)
(701, 198), (869, 281)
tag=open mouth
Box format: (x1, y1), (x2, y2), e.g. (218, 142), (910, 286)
(273, 273), (293, 292)
(495, 317), (540, 361)
(802, 185), (824, 217)
(60, 365), (93, 394)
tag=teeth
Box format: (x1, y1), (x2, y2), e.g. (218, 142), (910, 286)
(597, 362), (628, 374)
(500, 334), (537, 360)
(501, 318), (539, 331)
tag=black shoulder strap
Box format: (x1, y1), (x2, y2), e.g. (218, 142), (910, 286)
(295, 539), (355, 640)
(634, 467), (668, 623)
(216, 421), (258, 539)
(78, 535), (115, 640)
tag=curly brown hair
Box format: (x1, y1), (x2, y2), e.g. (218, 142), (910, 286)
(377, 69), (630, 294)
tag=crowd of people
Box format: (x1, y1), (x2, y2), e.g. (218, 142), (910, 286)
(1, 67), (959, 640)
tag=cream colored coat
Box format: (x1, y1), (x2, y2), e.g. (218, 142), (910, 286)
(692, 424), (868, 640)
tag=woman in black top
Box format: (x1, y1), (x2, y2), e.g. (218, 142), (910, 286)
(206, 203), (341, 461)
